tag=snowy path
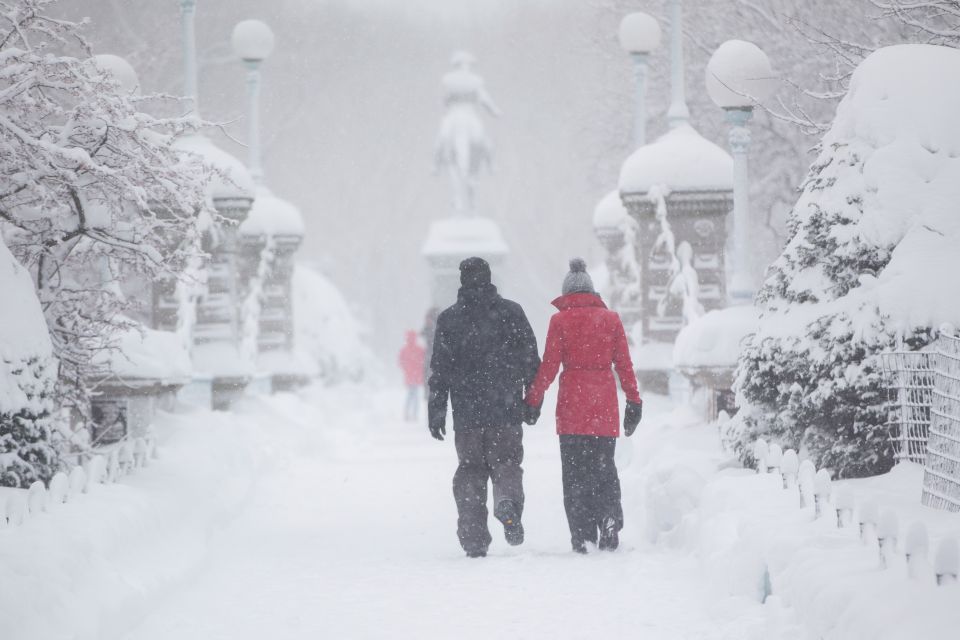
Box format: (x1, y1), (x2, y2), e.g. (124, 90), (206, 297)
(121, 388), (780, 640)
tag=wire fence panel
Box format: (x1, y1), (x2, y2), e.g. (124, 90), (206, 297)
(923, 332), (960, 512)
(880, 351), (936, 465)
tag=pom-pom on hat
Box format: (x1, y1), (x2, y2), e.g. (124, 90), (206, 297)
(562, 258), (595, 295)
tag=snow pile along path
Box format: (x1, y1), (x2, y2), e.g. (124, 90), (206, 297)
(694, 464), (960, 640)
(0, 394), (320, 640)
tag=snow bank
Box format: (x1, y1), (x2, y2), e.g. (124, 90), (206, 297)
(624, 394), (960, 638)
(292, 265), (379, 383)
(696, 463), (960, 639)
(0, 387), (343, 640)
(674, 306), (759, 369)
(0, 239), (54, 414)
(619, 124), (733, 195)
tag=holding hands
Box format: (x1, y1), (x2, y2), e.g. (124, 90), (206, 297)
(522, 402), (540, 426)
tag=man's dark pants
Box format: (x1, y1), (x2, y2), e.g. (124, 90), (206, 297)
(453, 424), (524, 554)
(559, 435), (623, 546)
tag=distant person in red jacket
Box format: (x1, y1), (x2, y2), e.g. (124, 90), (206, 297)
(398, 330), (426, 421)
(524, 258), (642, 554)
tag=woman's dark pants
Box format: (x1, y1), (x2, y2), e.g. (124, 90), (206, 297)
(559, 435), (623, 546)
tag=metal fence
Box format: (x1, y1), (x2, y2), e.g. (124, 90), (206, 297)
(923, 333), (960, 511)
(880, 350), (936, 465)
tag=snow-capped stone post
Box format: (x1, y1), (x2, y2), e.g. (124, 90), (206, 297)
(877, 509), (899, 568)
(231, 19), (313, 392)
(858, 501), (879, 543)
(618, 12), (661, 148)
(706, 40), (777, 304)
(934, 537), (959, 586)
(232, 20), (274, 185)
(753, 439), (769, 474)
(175, 3), (257, 409)
(813, 469), (832, 519)
(834, 485), (854, 528)
(905, 522), (929, 579)
(799, 459), (817, 509)
(780, 448), (799, 491)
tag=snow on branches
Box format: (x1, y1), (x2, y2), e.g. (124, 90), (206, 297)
(0, 0), (214, 408)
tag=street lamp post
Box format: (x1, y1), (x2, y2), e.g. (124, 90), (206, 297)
(180, 0), (198, 116)
(618, 12), (661, 148)
(706, 39), (777, 304)
(231, 19), (275, 185)
(667, 0), (690, 128)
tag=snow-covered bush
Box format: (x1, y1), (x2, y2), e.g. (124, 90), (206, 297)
(0, 239), (59, 488)
(0, 0), (211, 410)
(730, 45), (960, 477)
(293, 265), (379, 384)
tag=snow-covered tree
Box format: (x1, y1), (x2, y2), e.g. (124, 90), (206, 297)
(0, 0), (212, 409)
(728, 44), (960, 478)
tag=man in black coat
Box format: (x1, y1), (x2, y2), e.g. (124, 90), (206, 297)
(428, 257), (540, 558)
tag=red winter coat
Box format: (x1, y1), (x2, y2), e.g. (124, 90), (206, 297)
(524, 293), (641, 437)
(398, 332), (426, 386)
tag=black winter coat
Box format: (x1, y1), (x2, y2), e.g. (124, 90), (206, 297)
(428, 284), (540, 430)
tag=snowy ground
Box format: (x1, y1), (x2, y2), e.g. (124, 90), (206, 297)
(106, 386), (790, 640)
(10, 381), (960, 639)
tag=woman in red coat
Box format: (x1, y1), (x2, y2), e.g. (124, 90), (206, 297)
(524, 258), (642, 553)
(398, 330), (426, 421)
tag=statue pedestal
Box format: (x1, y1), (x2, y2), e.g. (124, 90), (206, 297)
(422, 217), (508, 308)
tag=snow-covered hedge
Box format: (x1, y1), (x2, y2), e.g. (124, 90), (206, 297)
(732, 45), (960, 477)
(293, 265), (379, 384)
(0, 240), (59, 488)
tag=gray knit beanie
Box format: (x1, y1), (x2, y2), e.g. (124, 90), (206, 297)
(562, 258), (595, 295)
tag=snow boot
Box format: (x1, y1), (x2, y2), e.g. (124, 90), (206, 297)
(598, 516), (619, 551)
(495, 499), (524, 546)
(466, 549), (487, 558)
(572, 539), (588, 554)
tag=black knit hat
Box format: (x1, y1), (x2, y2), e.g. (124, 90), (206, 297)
(460, 257), (492, 287)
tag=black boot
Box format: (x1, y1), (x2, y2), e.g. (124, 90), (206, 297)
(571, 538), (588, 554)
(598, 516), (619, 551)
(465, 549), (487, 558)
(495, 499), (524, 546)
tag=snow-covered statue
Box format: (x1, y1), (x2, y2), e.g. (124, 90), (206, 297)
(434, 51), (501, 214)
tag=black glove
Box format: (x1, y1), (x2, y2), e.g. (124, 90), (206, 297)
(623, 400), (642, 437)
(428, 414), (446, 441)
(522, 402), (541, 426)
